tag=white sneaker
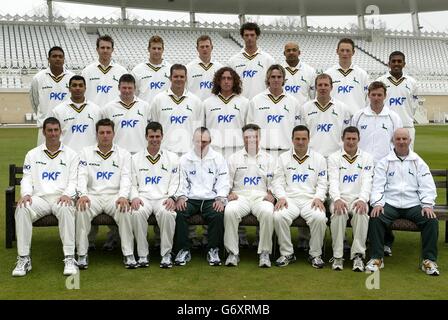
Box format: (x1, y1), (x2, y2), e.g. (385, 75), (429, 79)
(207, 248), (221, 266)
(63, 256), (78, 276)
(365, 259), (384, 273)
(123, 255), (138, 269)
(421, 259), (440, 276)
(12, 256), (32, 277)
(160, 253), (173, 269)
(352, 254), (365, 272)
(77, 255), (88, 270)
(174, 249), (191, 266)
(383, 245), (392, 257)
(330, 257), (344, 271)
(225, 253), (239, 267)
(259, 251), (271, 268)
(138, 256), (149, 268)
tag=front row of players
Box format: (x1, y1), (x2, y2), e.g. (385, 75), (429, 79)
(12, 118), (439, 277)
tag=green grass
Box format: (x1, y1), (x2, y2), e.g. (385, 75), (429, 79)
(0, 126), (447, 300)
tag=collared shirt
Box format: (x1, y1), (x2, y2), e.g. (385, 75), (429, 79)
(228, 148), (276, 198)
(150, 88), (204, 154)
(325, 63), (369, 115)
(247, 89), (301, 150)
(376, 72), (419, 128)
(130, 148), (180, 201)
(176, 147), (229, 200)
(102, 96), (151, 154)
(370, 149), (436, 208)
(132, 60), (172, 104)
(49, 99), (103, 153)
(282, 60), (316, 104)
(300, 97), (352, 157)
(328, 148), (374, 204)
(77, 144), (131, 198)
(204, 93), (249, 149)
(228, 48), (275, 99)
(186, 58), (224, 101)
(351, 105), (403, 164)
(272, 148), (327, 201)
(21, 143), (79, 198)
(30, 67), (75, 127)
(81, 60), (127, 108)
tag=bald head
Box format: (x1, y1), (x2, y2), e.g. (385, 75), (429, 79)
(393, 128), (411, 156)
(284, 42), (300, 67)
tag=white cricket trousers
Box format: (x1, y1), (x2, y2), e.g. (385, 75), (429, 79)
(76, 194), (133, 256)
(15, 195), (76, 256)
(330, 200), (369, 259)
(132, 198), (176, 257)
(274, 197), (327, 257)
(224, 195), (274, 255)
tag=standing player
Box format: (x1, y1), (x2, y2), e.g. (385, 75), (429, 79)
(12, 117), (79, 277)
(187, 35), (224, 101)
(228, 22), (275, 99)
(49, 75), (102, 153)
(30, 46), (74, 145)
(282, 42), (316, 106)
(327, 126), (374, 271)
(150, 64), (204, 155)
(76, 119), (134, 269)
(130, 122), (180, 268)
(247, 64), (301, 159)
(132, 35), (171, 104)
(204, 66), (249, 159)
(272, 125), (328, 268)
(325, 38), (369, 115)
(82, 35), (127, 109)
(376, 51), (419, 148)
(102, 74), (151, 155)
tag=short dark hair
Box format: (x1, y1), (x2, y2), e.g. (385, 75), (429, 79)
(389, 51), (406, 62)
(170, 64), (187, 77)
(196, 35), (212, 47)
(337, 38), (355, 51)
(69, 75), (86, 87)
(96, 35), (114, 49)
(292, 125), (309, 138)
(211, 67), (242, 95)
(95, 118), (115, 133)
(242, 123), (261, 133)
(118, 74), (136, 86)
(146, 122), (163, 136)
(368, 81), (387, 94)
(48, 46), (64, 58)
(43, 117), (61, 130)
(148, 35), (164, 49)
(240, 22), (261, 37)
(342, 126), (360, 139)
(315, 73), (333, 88)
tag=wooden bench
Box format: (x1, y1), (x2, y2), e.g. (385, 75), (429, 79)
(5, 164), (448, 248)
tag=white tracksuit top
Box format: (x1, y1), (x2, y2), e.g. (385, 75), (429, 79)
(300, 98), (352, 157)
(150, 88), (204, 154)
(370, 150), (436, 209)
(204, 93), (249, 149)
(130, 148), (180, 201)
(176, 147), (230, 200)
(325, 63), (369, 115)
(228, 48), (275, 99)
(282, 61), (316, 104)
(77, 144), (131, 199)
(272, 148), (328, 201)
(228, 148), (276, 198)
(186, 58), (224, 101)
(102, 97), (151, 154)
(30, 67), (75, 127)
(81, 60), (127, 108)
(328, 148), (374, 204)
(49, 99), (103, 153)
(21, 143), (79, 198)
(247, 90), (302, 150)
(376, 73), (419, 128)
(351, 105), (403, 164)
(131, 60), (172, 104)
